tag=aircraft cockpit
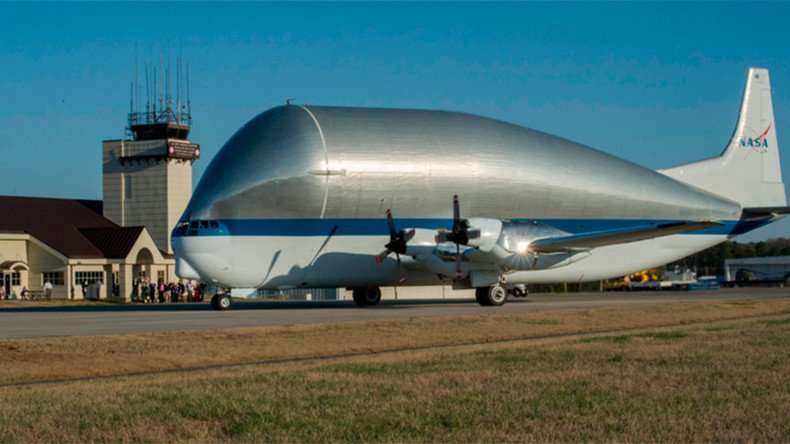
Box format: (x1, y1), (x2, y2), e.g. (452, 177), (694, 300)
(173, 219), (226, 237)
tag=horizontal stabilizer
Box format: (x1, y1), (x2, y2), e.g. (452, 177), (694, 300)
(742, 206), (790, 215)
(741, 206), (790, 221)
(530, 221), (724, 253)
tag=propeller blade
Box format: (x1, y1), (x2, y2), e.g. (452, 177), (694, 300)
(374, 250), (390, 264)
(395, 252), (401, 264)
(386, 209), (397, 239)
(452, 195), (460, 231)
(403, 229), (416, 242)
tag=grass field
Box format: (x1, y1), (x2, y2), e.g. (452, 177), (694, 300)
(0, 299), (788, 442)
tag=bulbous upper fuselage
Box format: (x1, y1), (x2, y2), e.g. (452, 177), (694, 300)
(182, 105), (740, 224)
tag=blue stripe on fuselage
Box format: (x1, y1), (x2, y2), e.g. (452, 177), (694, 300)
(173, 218), (767, 238)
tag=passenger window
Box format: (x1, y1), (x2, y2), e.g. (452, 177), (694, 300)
(200, 221), (209, 229)
(190, 221), (199, 229)
(210, 221), (219, 228)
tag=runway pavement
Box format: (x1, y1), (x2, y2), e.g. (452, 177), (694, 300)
(0, 287), (787, 339)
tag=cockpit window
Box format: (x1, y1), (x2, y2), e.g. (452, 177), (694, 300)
(178, 219), (222, 236)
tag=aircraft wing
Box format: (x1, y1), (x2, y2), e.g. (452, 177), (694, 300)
(529, 221), (723, 253)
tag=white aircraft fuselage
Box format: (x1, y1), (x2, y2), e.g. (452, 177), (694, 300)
(173, 68), (786, 308)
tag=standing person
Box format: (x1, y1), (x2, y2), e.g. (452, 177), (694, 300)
(149, 281), (157, 304)
(20, 286), (28, 300)
(171, 282), (180, 303)
(158, 280), (166, 304)
(82, 280), (88, 299)
(186, 281), (194, 302)
(96, 278), (102, 300)
(44, 279), (53, 301)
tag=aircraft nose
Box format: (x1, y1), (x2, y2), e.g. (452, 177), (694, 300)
(175, 256), (201, 281)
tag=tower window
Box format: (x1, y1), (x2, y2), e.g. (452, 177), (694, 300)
(125, 174), (133, 200)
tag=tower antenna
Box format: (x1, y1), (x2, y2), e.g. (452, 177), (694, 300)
(187, 62), (191, 124)
(145, 62), (150, 119)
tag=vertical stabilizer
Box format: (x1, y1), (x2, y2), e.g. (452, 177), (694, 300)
(660, 68), (786, 207)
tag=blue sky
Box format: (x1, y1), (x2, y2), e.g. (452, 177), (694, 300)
(1, 2), (789, 241)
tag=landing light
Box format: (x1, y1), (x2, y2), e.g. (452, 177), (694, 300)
(516, 241), (531, 254)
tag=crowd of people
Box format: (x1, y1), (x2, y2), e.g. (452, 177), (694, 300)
(1, 278), (208, 303)
(1, 284), (45, 301)
(131, 278), (206, 303)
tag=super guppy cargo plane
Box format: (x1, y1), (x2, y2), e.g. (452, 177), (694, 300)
(173, 68), (789, 310)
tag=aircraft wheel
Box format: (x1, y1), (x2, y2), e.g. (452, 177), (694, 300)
(476, 285), (508, 306)
(487, 285), (509, 306)
(475, 287), (490, 306)
(211, 294), (232, 311)
(511, 287), (525, 298)
(352, 287), (381, 306)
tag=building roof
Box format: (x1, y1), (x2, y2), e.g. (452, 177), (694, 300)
(0, 196), (146, 259)
(79, 227), (145, 259)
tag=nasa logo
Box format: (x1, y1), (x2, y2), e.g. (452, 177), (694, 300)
(740, 123), (772, 148)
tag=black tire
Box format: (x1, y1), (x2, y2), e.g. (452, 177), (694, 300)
(511, 287), (524, 298)
(211, 294), (232, 311)
(487, 285), (509, 306)
(352, 287), (381, 306)
(475, 287), (490, 306)
(476, 285), (509, 306)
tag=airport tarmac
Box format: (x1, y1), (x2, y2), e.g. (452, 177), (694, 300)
(0, 287), (787, 339)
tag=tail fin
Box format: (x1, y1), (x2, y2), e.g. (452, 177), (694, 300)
(660, 67), (786, 207)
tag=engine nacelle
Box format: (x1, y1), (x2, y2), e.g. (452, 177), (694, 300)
(464, 218), (503, 252)
(496, 221), (570, 254)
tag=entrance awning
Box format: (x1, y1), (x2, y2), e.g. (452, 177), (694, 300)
(0, 260), (30, 271)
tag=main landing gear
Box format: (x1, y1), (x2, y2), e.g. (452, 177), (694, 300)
(475, 284), (509, 306)
(475, 284), (528, 306)
(211, 293), (232, 311)
(352, 287), (382, 306)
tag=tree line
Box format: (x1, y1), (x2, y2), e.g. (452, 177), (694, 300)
(669, 237), (790, 276)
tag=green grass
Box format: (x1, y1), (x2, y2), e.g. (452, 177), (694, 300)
(1, 316), (788, 442)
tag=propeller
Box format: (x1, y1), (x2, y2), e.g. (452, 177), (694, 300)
(437, 195), (480, 245)
(434, 195), (480, 280)
(375, 209), (415, 264)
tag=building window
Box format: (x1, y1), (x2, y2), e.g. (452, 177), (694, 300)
(42, 272), (64, 286)
(75, 271), (104, 285)
(7, 272), (20, 286)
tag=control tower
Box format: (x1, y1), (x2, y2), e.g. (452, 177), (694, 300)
(103, 59), (200, 254)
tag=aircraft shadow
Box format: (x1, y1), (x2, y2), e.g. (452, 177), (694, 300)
(0, 298), (512, 313)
